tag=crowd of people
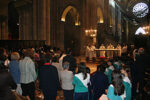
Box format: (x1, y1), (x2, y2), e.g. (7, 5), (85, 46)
(0, 44), (149, 100)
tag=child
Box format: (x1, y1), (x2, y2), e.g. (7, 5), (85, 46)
(121, 66), (131, 100)
(72, 63), (90, 100)
(107, 70), (126, 100)
(105, 61), (114, 83)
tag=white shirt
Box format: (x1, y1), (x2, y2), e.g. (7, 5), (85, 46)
(60, 70), (74, 90)
(19, 57), (37, 83)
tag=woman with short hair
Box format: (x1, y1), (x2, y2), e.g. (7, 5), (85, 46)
(9, 52), (21, 94)
(60, 61), (74, 100)
(19, 49), (37, 100)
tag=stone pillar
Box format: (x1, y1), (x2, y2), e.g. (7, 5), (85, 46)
(0, 20), (9, 40)
(39, 0), (46, 41)
(33, 0), (37, 40)
(4, 21), (9, 40)
(2, 22), (5, 39)
(18, 5), (33, 40)
(57, 21), (64, 50)
(104, 0), (110, 33)
(45, 0), (51, 45)
(34, 0), (51, 44)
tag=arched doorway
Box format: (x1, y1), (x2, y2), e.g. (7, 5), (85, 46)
(61, 6), (80, 56)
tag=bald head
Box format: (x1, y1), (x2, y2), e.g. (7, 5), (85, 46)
(138, 48), (144, 54)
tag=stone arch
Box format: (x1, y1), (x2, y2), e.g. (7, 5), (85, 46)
(61, 6), (80, 25)
(97, 7), (104, 23)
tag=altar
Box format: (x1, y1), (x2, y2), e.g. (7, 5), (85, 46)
(95, 49), (121, 51)
(95, 49), (121, 57)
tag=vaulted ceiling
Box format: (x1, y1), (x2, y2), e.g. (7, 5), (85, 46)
(0, 0), (149, 23)
(115, 0), (150, 24)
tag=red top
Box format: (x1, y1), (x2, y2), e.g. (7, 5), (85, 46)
(44, 63), (51, 65)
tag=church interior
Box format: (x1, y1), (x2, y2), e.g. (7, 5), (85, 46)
(0, 0), (150, 100)
(0, 0), (149, 54)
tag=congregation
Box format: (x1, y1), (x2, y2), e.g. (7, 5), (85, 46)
(0, 44), (150, 100)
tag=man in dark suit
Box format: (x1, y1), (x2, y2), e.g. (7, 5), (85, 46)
(39, 53), (61, 100)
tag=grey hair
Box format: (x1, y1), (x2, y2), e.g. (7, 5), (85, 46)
(62, 61), (70, 70)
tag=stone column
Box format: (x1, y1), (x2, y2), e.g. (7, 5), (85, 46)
(0, 20), (9, 40)
(57, 21), (64, 50)
(2, 22), (5, 39)
(18, 5), (33, 40)
(4, 20), (9, 40)
(45, 0), (51, 45)
(32, 0), (37, 40)
(104, 0), (110, 34)
(32, 0), (51, 45)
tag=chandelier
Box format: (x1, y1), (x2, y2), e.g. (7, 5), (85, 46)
(85, 29), (97, 37)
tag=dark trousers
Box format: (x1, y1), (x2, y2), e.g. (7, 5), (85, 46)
(42, 89), (57, 100)
(74, 92), (89, 100)
(63, 89), (74, 100)
(21, 82), (35, 100)
(139, 74), (145, 94)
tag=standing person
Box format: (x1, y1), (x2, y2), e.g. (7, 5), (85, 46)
(105, 61), (114, 84)
(86, 43), (96, 62)
(110, 43), (114, 58)
(122, 44), (128, 57)
(60, 61), (74, 100)
(91, 64), (109, 100)
(73, 63), (90, 100)
(39, 53), (61, 100)
(52, 56), (63, 80)
(134, 48), (148, 99)
(107, 43), (114, 58)
(0, 48), (8, 71)
(121, 66), (131, 100)
(19, 49), (37, 100)
(116, 44), (122, 57)
(91, 43), (96, 62)
(63, 50), (77, 73)
(86, 43), (91, 62)
(99, 44), (106, 57)
(107, 70), (126, 100)
(9, 52), (21, 94)
(0, 70), (17, 100)
(59, 51), (66, 70)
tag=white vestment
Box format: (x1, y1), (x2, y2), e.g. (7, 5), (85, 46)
(107, 45), (114, 58)
(99, 46), (106, 57)
(116, 45), (122, 56)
